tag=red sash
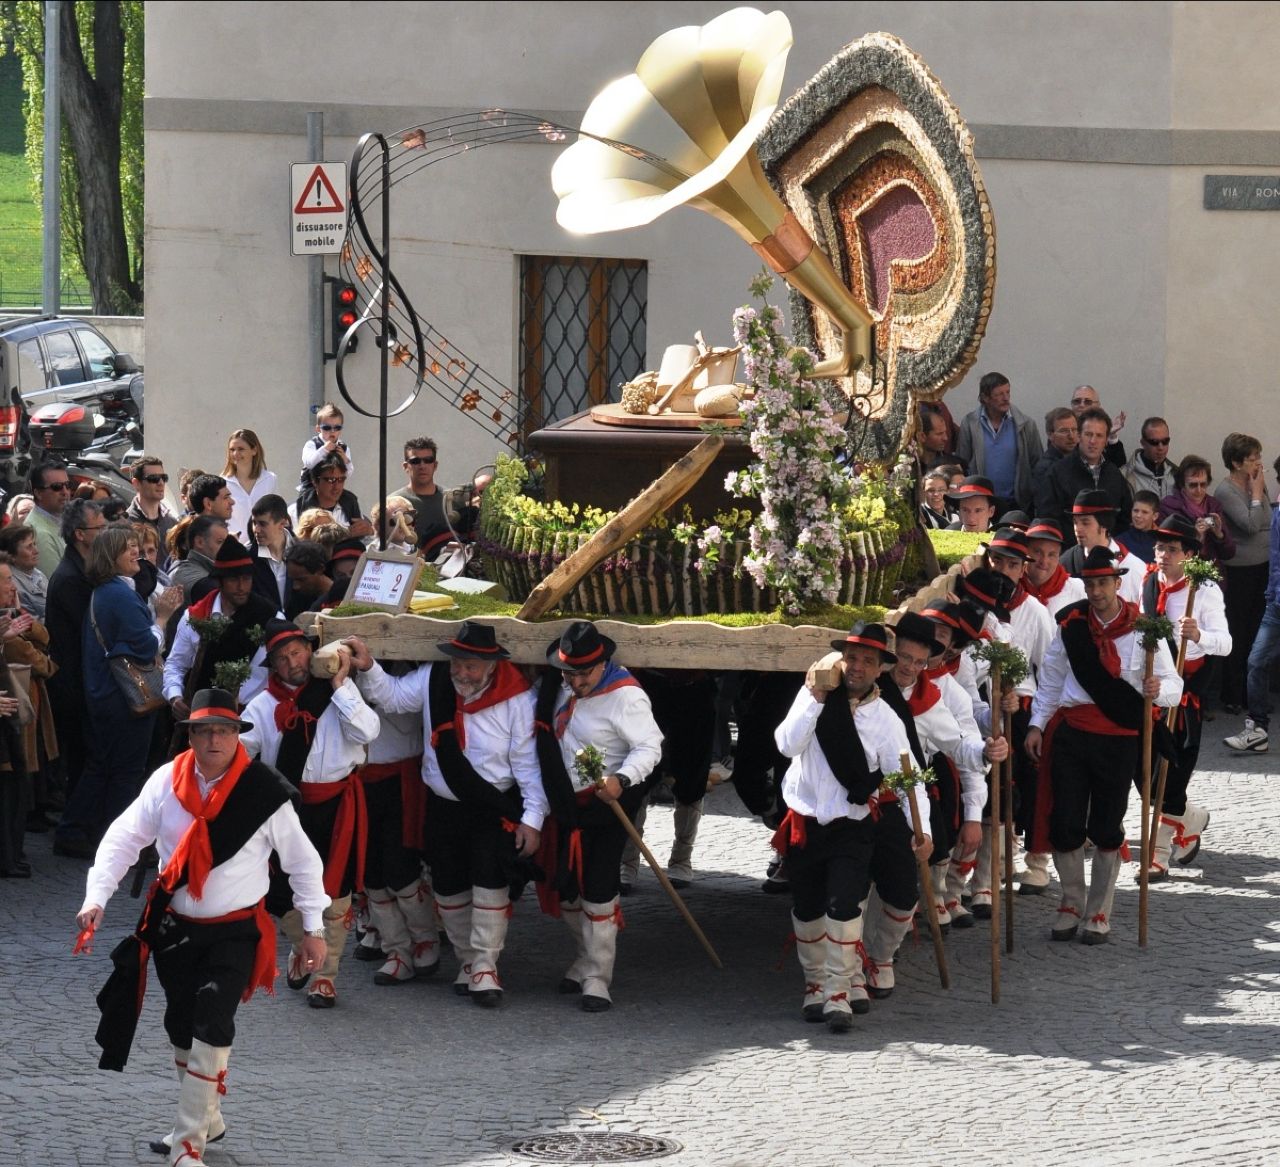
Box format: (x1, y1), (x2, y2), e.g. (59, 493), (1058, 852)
(299, 771), (367, 897)
(173, 900), (278, 1002)
(358, 757), (425, 850)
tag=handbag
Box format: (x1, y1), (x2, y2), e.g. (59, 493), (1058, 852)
(90, 593), (167, 718)
(4, 662), (35, 728)
(433, 540), (475, 580)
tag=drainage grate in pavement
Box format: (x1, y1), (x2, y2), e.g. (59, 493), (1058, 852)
(510, 1132), (683, 1162)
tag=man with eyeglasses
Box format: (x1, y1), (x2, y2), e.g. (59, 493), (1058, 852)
(1121, 416), (1176, 499)
(1069, 385), (1127, 468)
(290, 452), (373, 538)
(391, 436), (454, 559)
(124, 455), (179, 550)
(46, 499), (107, 847)
(27, 459), (72, 576)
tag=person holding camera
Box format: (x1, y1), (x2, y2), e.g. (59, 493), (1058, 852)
(1158, 454), (1235, 570)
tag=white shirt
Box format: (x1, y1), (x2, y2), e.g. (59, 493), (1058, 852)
(240, 678), (380, 783)
(226, 470), (279, 543)
(1152, 576), (1231, 664)
(1033, 571), (1086, 615)
(82, 759), (330, 930)
(897, 681), (989, 823)
(288, 498), (359, 531)
(256, 540), (290, 609)
(367, 707), (424, 765)
(775, 687), (923, 828)
(162, 592), (276, 703)
(553, 675), (664, 791)
(1110, 540), (1144, 606)
(357, 662), (548, 830)
(1029, 610), (1183, 731)
(301, 438), (353, 477)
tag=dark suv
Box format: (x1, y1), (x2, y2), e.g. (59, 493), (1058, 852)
(0, 314), (145, 494)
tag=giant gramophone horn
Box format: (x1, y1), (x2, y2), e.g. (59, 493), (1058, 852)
(552, 7), (872, 379)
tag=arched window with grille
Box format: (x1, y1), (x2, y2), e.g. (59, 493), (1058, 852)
(518, 255), (647, 442)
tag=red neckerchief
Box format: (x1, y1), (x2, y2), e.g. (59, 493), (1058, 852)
(1027, 564), (1069, 606)
(924, 657), (960, 681)
(1087, 600), (1138, 678)
(1006, 582), (1029, 611)
(161, 745), (252, 900)
(906, 674), (942, 715)
(448, 661), (531, 750)
(267, 674), (319, 741)
(1156, 573), (1189, 616)
(553, 660), (640, 739)
(187, 589), (220, 620)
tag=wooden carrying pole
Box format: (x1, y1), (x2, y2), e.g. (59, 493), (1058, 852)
(900, 751), (950, 989)
(1139, 645), (1156, 948)
(1149, 582), (1197, 851)
(1002, 707), (1015, 955)
(595, 781), (722, 970)
(516, 435), (724, 620)
(988, 662), (1003, 1005)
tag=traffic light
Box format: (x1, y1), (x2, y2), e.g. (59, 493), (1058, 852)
(330, 279), (359, 355)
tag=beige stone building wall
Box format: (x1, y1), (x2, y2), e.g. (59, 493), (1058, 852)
(144, 1), (1280, 504)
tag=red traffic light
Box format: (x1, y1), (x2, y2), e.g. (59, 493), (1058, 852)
(337, 286), (357, 305)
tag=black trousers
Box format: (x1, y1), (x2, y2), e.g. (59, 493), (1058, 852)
(1049, 724), (1138, 852)
(731, 672), (803, 817)
(928, 755), (960, 861)
(638, 671), (717, 806)
(1222, 562), (1269, 708)
(1132, 695), (1204, 817)
(561, 784), (648, 903)
(152, 915), (259, 1049)
(424, 790), (512, 897)
(869, 803), (921, 912)
(362, 775), (421, 891)
(787, 815), (874, 923)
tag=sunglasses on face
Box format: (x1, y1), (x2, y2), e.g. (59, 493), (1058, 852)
(40, 481), (69, 492)
(140, 473), (169, 484)
(317, 476), (347, 486)
(320, 423), (344, 432)
(1143, 436), (1170, 446)
(405, 456), (436, 466)
(1070, 398), (1094, 407)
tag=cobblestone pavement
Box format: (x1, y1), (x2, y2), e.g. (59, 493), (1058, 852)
(5, 731), (1279, 1167)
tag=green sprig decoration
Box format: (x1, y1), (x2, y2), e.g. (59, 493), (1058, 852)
(881, 765), (938, 796)
(244, 624), (265, 647)
(189, 614), (232, 643)
(974, 639), (1030, 691)
(1183, 555), (1222, 588)
(573, 745), (606, 786)
(1135, 613), (1175, 650)
(212, 657), (251, 695)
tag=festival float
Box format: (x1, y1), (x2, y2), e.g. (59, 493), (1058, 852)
(315, 7), (996, 664)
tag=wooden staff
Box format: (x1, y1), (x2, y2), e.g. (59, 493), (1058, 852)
(1138, 644), (1156, 948)
(900, 751), (950, 989)
(1003, 705), (1015, 955)
(1149, 580), (1199, 851)
(988, 662), (1002, 1005)
(594, 779), (722, 969)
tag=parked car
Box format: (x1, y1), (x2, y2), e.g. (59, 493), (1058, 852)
(0, 314), (145, 498)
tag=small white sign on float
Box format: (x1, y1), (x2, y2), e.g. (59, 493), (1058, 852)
(343, 548), (423, 613)
(290, 162), (348, 256)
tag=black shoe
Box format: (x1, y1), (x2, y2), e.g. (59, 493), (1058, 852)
(353, 943), (386, 962)
(558, 977), (582, 995)
(868, 986), (893, 1001)
(1080, 930), (1109, 946)
(971, 903), (992, 920)
(1050, 925), (1078, 942)
(950, 911), (975, 930)
(802, 1003), (825, 1023)
(453, 981), (471, 998)
(52, 836), (96, 859)
(470, 989), (503, 1008)
(1018, 883), (1047, 897)
(761, 874), (790, 895)
(825, 1010), (853, 1033)
(149, 1130), (223, 1156)
(580, 993), (611, 1013)
(850, 997), (871, 1016)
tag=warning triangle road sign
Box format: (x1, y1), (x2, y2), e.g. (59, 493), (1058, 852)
(294, 165), (345, 215)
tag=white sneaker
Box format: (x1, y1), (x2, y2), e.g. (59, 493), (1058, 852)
(1224, 719), (1269, 753)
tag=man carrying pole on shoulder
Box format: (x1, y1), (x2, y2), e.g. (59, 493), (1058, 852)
(1025, 547), (1181, 945)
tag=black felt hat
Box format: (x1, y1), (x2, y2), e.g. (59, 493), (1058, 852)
(436, 620), (510, 660)
(546, 621), (617, 670)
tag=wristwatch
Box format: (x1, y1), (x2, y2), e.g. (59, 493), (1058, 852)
(305, 928), (326, 939)
(616, 775), (632, 790)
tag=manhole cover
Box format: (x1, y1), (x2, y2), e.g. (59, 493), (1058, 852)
(510, 1132), (683, 1162)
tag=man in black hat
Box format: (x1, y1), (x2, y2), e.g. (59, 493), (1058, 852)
(1061, 490), (1143, 606)
(76, 689), (328, 1166)
(163, 536), (281, 719)
(1141, 514), (1229, 878)
(1025, 548), (1181, 945)
(867, 612), (1006, 993)
(945, 475), (998, 533)
(239, 622), (380, 1008)
(1023, 518), (1085, 616)
(347, 621), (546, 1006)
(772, 623), (917, 1032)
(533, 621), (663, 1012)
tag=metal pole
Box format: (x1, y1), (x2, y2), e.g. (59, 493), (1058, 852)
(378, 142), (389, 550)
(41, 0), (61, 314)
(306, 112), (325, 419)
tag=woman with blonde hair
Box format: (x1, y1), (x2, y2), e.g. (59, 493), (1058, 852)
(222, 428), (277, 542)
(370, 497), (416, 554)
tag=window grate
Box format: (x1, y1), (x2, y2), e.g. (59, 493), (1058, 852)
(518, 256), (647, 442)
